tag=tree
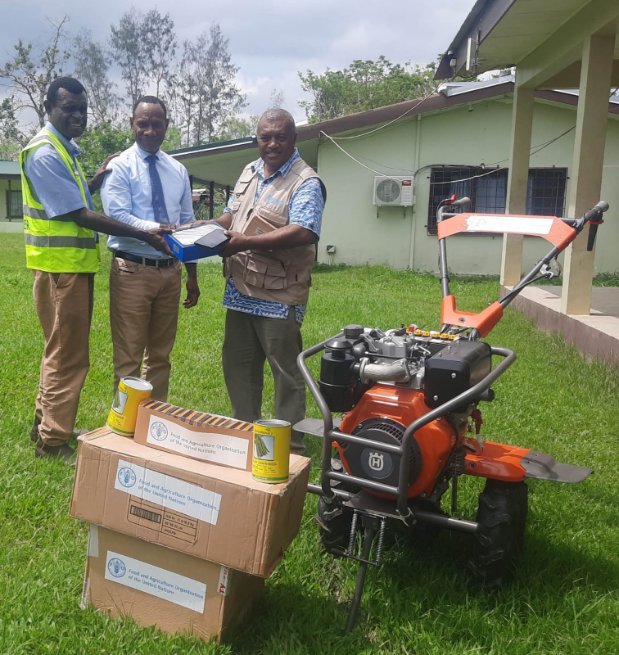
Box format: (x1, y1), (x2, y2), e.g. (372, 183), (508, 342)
(0, 16), (71, 130)
(110, 9), (147, 108)
(72, 31), (120, 126)
(75, 123), (132, 210)
(216, 115), (257, 141)
(110, 9), (177, 110)
(171, 24), (246, 146)
(0, 96), (25, 158)
(268, 89), (285, 109)
(299, 56), (438, 122)
(142, 9), (177, 99)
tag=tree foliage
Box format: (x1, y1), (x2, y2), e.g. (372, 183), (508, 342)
(143, 9), (177, 99)
(110, 9), (177, 108)
(171, 25), (246, 146)
(0, 14), (247, 157)
(109, 9), (148, 108)
(0, 17), (71, 132)
(0, 96), (24, 158)
(73, 31), (120, 125)
(299, 56), (437, 122)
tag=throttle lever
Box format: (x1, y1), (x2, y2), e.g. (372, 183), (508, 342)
(583, 201), (608, 252)
(586, 218), (604, 251)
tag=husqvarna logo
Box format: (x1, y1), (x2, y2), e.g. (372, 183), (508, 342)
(361, 447), (393, 480)
(368, 451), (384, 472)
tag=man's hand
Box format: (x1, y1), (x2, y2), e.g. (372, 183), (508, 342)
(183, 277), (200, 308)
(222, 230), (250, 256)
(149, 224), (174, 235)
(183, 263), (200, 308)
(221, 224), (316, 257)
(142, 232), (172, 256)
(88, 152), (120, 193)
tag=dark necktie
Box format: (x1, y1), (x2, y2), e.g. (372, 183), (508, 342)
(146, 154), (169, 222)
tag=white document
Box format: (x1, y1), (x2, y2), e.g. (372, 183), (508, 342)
(173, 223), (228, 247)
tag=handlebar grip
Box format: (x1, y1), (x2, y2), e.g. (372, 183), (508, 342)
(583, 200), (609, 222)
(451, 196), (471, 208)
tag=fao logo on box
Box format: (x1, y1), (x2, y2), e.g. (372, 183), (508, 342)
(150, 421), (169, 442)
(117, 467), (137, 488)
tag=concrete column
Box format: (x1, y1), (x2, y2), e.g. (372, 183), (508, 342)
(500, 83), (534, 286)
(561, 32), (614, 315)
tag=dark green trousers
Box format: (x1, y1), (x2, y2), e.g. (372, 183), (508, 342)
(222, 308), (306, 452)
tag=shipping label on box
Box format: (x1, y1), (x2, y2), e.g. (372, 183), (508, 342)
(115, 458), (221, 524)
(134, 401), (253, 470)
(71, 428), (311, 577)
(83, 526), (264, 642)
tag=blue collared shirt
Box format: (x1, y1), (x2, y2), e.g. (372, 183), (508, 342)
(23, 122), (93, 216)
(223, 149), (324, 323)
(102, 143), (194, 258)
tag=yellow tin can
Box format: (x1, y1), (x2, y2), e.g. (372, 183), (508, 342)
(106, 376), (153, 436)
(252, 419), (291, 483)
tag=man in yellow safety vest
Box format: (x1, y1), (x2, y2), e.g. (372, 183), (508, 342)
(20, 76), (171, 462)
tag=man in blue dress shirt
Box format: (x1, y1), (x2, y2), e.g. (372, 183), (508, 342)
(101, 96), (200, 401)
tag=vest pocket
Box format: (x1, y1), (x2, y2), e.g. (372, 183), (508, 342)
(254, 206), (288, 227)
(243, 254), (287, 290)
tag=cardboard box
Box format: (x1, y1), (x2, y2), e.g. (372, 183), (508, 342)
(83, 525), (264, 642)
(133, 401), (253, 470)
(70, 428), (310, 577)
(164, 224), (228, 262)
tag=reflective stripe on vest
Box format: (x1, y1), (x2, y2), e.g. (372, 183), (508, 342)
(20, 128), (99, 273)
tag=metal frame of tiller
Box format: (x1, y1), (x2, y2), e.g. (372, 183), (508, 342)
(296, 197), (608, 631)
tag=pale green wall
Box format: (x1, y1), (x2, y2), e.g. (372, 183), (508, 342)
(0, 180), (9, 221)
(317, 97), (619, 275)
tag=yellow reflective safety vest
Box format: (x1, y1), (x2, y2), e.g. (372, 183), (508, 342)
(19, 128), (100, 272)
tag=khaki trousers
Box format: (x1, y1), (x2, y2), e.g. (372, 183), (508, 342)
(33, 271), (94, 446)
(109, 257), (182, 401)
(222, 308), (306, 451)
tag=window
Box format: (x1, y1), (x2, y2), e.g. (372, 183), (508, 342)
(527, 168), (567, 216)
(6, 189), (22, 219)
(427, 166), (567, 234)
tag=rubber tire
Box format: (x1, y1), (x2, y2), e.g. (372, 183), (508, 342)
(316, 496), (355, 557)
(469, 479), (528, 588)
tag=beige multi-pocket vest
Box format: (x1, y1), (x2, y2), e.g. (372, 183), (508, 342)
(224, 158), (322, 305)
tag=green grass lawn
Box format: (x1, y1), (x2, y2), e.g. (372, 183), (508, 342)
(0, 233), (617, 655)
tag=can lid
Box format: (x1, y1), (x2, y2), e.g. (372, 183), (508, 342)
(121, 376), (154, 391)
(254, 419), (291, 428)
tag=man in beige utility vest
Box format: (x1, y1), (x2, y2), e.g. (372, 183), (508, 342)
(20, 76), (170, 462)
(211, 108), (325, 452)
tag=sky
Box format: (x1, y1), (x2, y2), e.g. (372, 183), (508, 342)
(0, 0), (475, 126)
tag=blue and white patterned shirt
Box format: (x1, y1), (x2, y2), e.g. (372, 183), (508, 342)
(223, 149), (324, 324)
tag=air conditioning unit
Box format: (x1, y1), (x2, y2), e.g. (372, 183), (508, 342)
(373, 176), (415, 207)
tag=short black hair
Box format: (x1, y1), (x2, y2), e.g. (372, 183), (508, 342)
(133, 95), (168, 119)
(258, 108), (296, 136)
(46, 77), (87, 107)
